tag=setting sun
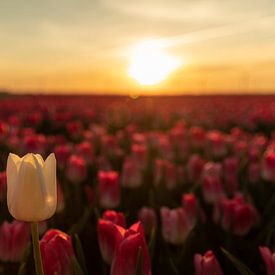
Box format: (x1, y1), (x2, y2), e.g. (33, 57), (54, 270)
(128, 40), (181, 86)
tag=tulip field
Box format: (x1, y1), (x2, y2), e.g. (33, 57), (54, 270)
(1, 94), (275, 275)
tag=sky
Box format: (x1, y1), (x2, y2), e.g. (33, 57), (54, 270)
(0, 0), (275, 95)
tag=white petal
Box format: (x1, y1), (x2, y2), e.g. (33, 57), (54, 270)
(6, 153), (21, 212)
(44, 153), (57, 218)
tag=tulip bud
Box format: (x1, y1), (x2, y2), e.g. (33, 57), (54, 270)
(0, 220), (29, 262)
(218, 194), (258, 236)
(7, 153), (57, 222)
(187, 154), (204, 183)
(97, 219), (125, 264)
(66, 155), (87, 183)
(98, 171), (120, 208)
(111, 222), (151, 275)
(194, 250), (223, 275)
(54, 144), (72, 167)
(223, 157), (239, 193)
(160, 207), (193, 245)
(75, 141), (94, 165)
(131, 144), (148, 170)
(206, 130), (227, 158)
(138, 207), (157, 235)
(40, 229), (76, 275)
(103, 210), (126, 228)
(259, 246), (275, 275)
(121, 157), (143, 188)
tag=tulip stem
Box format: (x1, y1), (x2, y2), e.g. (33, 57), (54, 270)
(31, 222), (44, 275)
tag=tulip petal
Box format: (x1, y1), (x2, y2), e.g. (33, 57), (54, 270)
(44, 153), (57, 218)
(7, 153), (21, 210)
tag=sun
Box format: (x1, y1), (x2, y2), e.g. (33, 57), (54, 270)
(128, 40), (181, 86)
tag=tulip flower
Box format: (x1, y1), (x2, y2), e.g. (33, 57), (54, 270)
(103, 210), (126, 228)
(97, 219), (125, 264)
(66, 155), (87, 184)
(98, 171), (120, 208)
(0, 220), (30, 262)
(111, 222), (151, 275)
(121, 157), (143, 188)
(7, 153), (57, 222)
(40, 229), (76, 275)
(7, 152), (57, 275)
(138, 207), (157, 235)
(259, 246), (275, 275)
(160, 207), (193, 245)
(194, 250), (224, 275)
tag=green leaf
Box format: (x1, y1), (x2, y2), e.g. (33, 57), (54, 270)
(18, 262), (27, 275)
(169, 258), (180, 275)
(69, 206), (93, 235)
(135, 246), (143, 275)
(73, 234), (88, 275)
(221, 247), (256, 275)
(71, 256), (85, 275)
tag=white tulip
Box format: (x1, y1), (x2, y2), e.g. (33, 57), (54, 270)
(7, 153), (57, 222)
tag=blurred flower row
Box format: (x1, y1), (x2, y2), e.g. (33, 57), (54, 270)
(0, 95), (275, 274)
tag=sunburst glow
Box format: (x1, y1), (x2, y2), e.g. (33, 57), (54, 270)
(128, 40), (181, 85)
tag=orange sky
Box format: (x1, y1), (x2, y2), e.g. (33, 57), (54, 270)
(1, 0), (275, 95)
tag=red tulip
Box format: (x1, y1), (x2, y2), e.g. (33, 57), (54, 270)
(40, 229), (75, 275)
(217, 194), (259, 236)
(111, 222), (151, 275)
(54, 144), (72, 167)
(97, 219), (125, 264)
(66, 155), (87, 183)
(0, 221), (29, 262)
(98, 171), (120, 208)
(194, 250), (223, 275)
(259, 246), (275, 275)
(103, 210), (126, 228)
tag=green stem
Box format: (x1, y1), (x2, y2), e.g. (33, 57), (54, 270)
(31, 222), (44, 275)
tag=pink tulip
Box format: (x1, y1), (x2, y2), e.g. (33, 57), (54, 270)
(223, 157), (239, 193)
(154, 159), (177, 190)
(98, 171), (120, 208)
(206, 130), (227, 158)
(66, 155), (87, 183)
(194, 250), (223, 275)
(131, 144), (148, 169)
(121, 157), (143, 188)
(138, 207), (157, 235)
(40, 229), (76, 275)
(0, 221), (29, 262)
(160, 207), (193, 245)
(187, 154), (204, 183)
(259, 246), (275, 275)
